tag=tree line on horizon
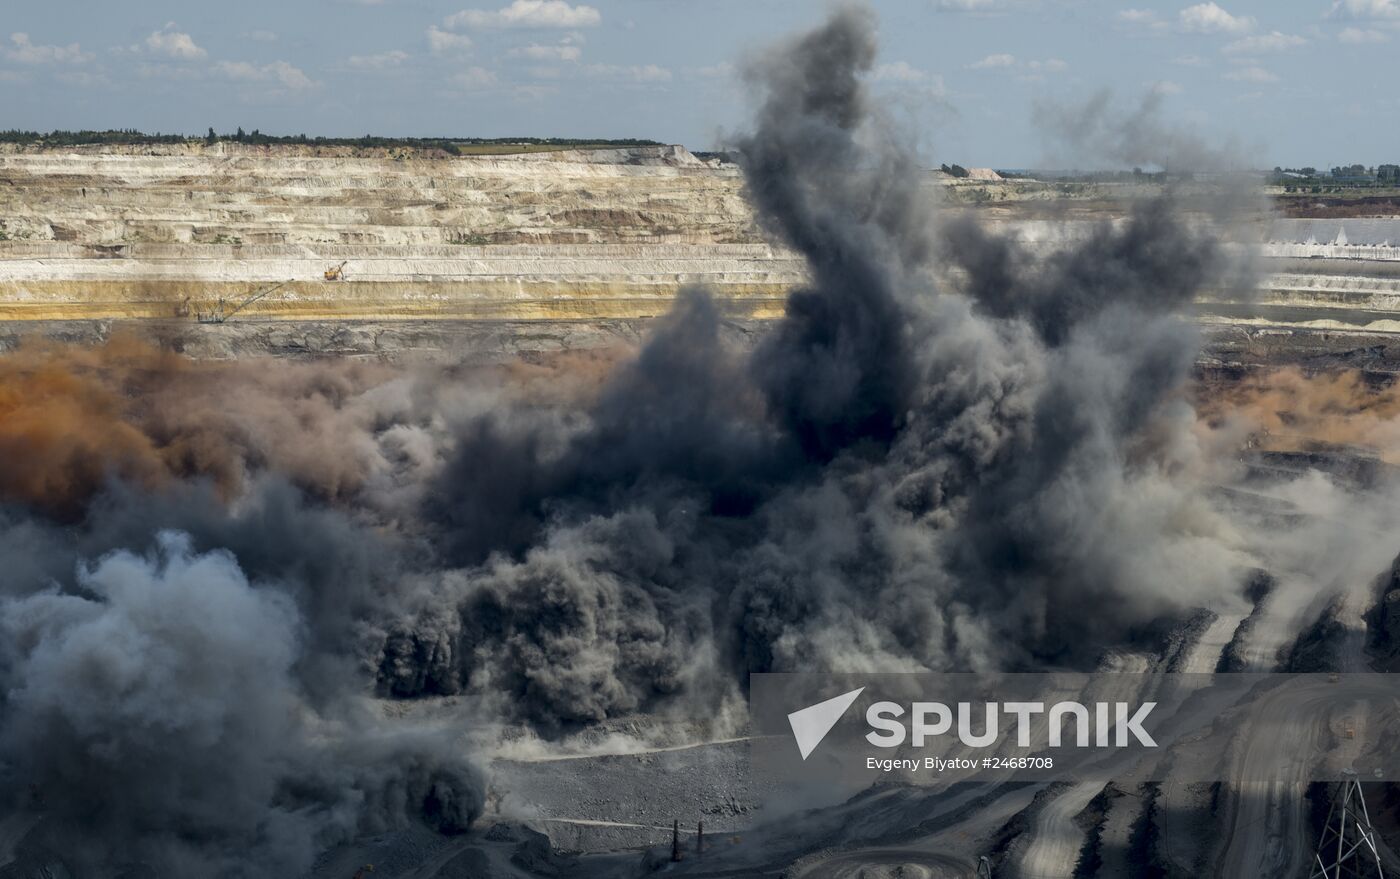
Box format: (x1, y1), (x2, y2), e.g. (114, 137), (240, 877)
(1272, 164), (1400, 192)
(0, 128), (664, 154)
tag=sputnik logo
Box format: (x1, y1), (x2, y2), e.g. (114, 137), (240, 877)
(787, 687), (864, 760)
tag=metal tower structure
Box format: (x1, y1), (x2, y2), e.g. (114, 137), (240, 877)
(1312, 772), (1385, 879)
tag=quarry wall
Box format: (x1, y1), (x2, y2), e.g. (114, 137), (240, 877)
(2, 144), (1399, 332)
(0, 145), (792, 322)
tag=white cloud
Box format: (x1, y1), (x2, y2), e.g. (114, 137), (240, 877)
(690, 61), (733, 79)
(1172, 53), (1209, 66)
(446, 0), (601, 29)
(510, 42), (581, 61)
(1150, 79), (1184, 95)
(970, 52), (1016, 69)
(1016, 58), (1067, 83)
(215, 59), (316, 90)
(347, 50), (410, 69)
(1329, 0), (1400, 19)
(1224, 65), (1278, 83)
(267, 61), (316, 89)
(871, 62), (947, 95)
(4, 33), (92, 64)
(1179, 2), (1255, 34)
(583, 62), (671, 83)
(935, 0), (998, 8)
(873, 62), (948, 98)
(511, 83), (556, 99)
(249, 30), (278, 43)
(451, 66), (497, 89)
(1118, 8), (1170, 31)
(1223, 31), (1305, 53)
(427, 26), (473, 54)
(144, 24), (206, 60)
(215, 60), (263, 79)
(56, 70), (106, 87)
(1338, 25), (1391, 41)
(968, 53), (1063, 77)
(873, 61), (929, 82)
(1118, 8), (1159, 23)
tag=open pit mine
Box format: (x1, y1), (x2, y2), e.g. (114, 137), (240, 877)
(6, 11), (1400, 879)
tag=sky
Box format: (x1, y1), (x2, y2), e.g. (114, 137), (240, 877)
(1, 0), (1397, 169)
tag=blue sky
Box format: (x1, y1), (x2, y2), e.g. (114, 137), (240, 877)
(1, 0), (1397, 168)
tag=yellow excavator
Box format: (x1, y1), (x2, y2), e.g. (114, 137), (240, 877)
(324, 261), (348, 281)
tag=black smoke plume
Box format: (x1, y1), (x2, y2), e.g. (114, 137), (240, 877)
(396, 4), (1250, 728)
